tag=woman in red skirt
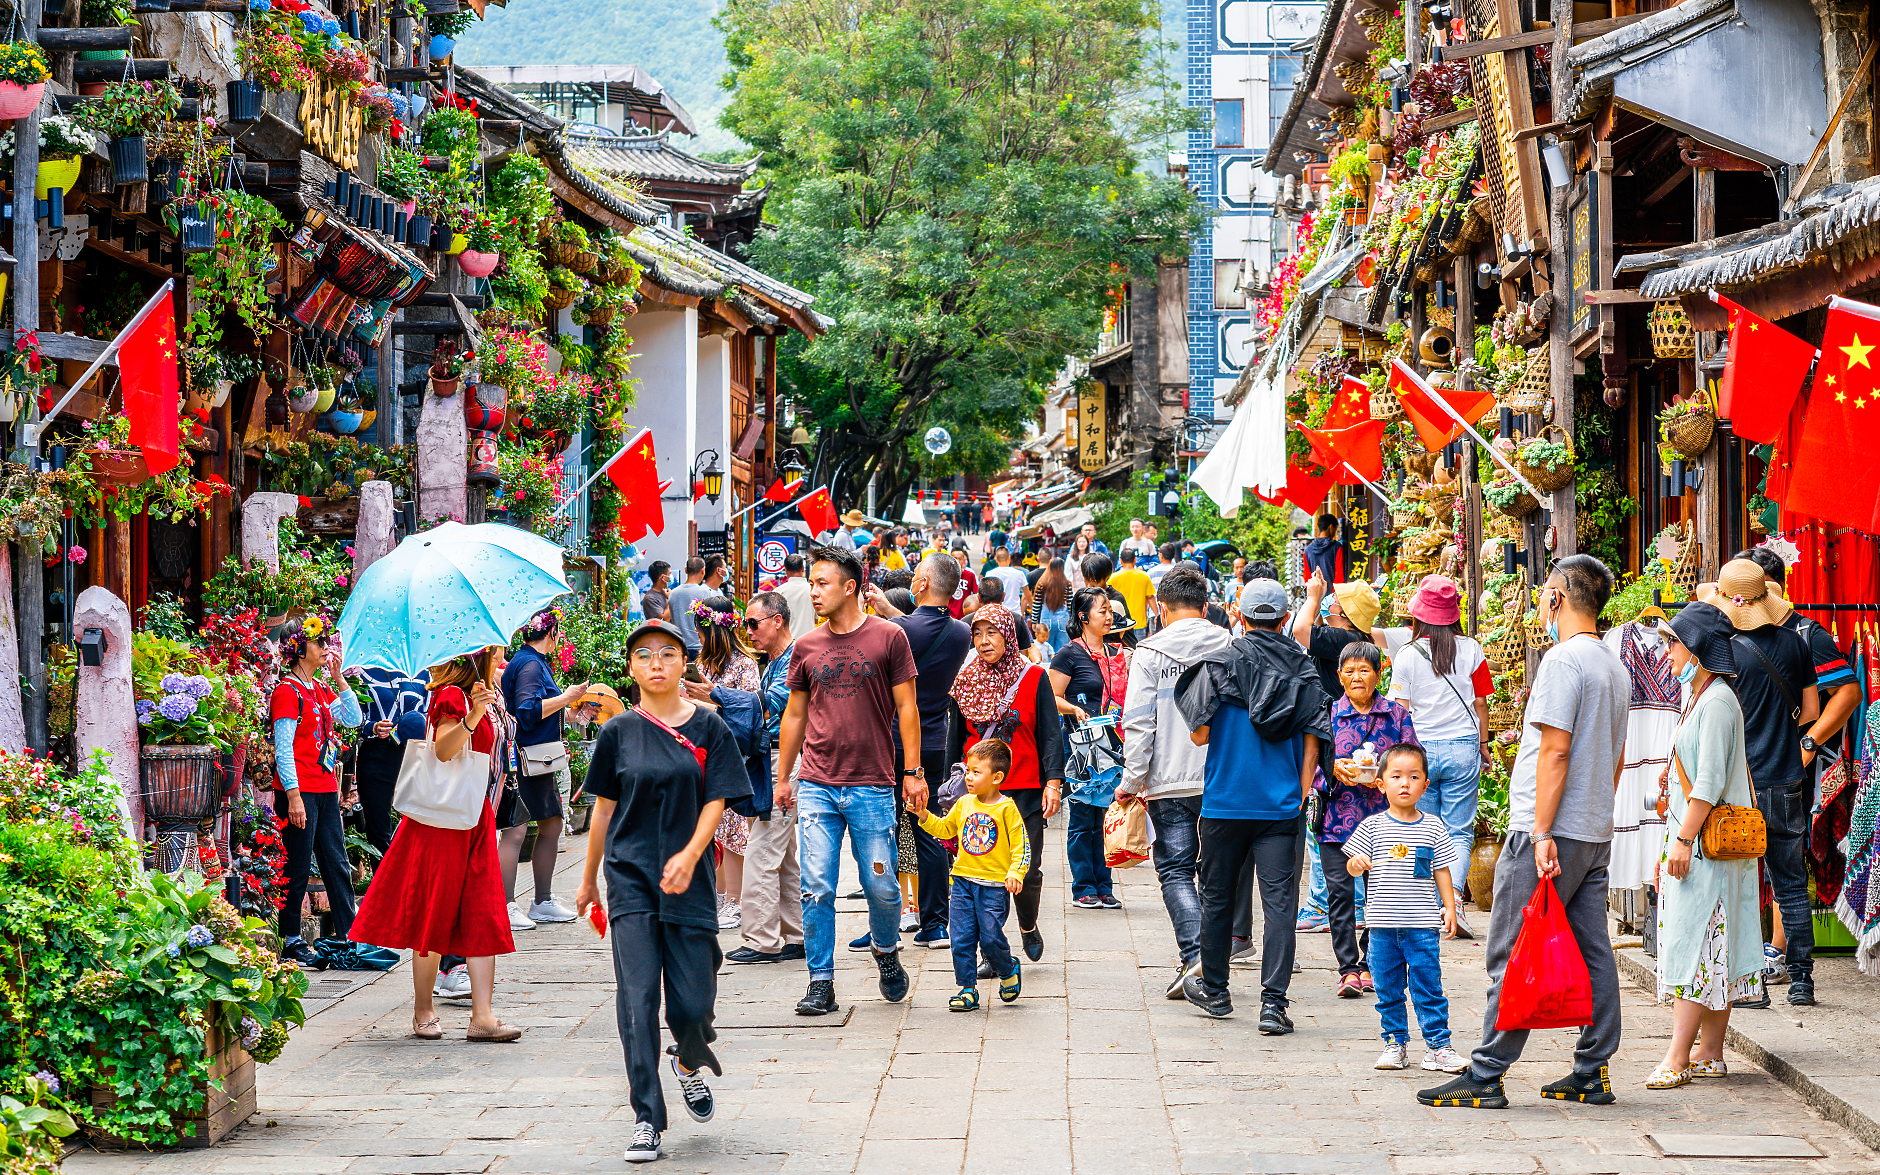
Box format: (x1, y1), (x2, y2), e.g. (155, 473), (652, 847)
(351, 648), (521, 1041)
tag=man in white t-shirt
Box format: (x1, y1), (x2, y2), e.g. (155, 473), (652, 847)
(985, 543), (1031, 608)
(1118, 517), (1156, 561)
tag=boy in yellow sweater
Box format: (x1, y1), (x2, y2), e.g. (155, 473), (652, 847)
(918, 739), (1032, 1011)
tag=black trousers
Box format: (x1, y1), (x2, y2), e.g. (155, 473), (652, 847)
(354, 739), (403, 856)
(916, 749), (953, 934)
(1008, 785), (1046, 932)
(1198, 816), (1301, 1008)
(1322, 843), (1365, 974)
(277, 790), (357, 942)
(611, 913), (722, 1132)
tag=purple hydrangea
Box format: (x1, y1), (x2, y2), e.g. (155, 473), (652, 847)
(186, 925), (213, 948)
(135, 699), (156, 717)
(157, 694), (198, 723)
(160, 672), (189, 693)
(240, 1016), (262, 1048)
(32, 1071), (58, 1095)
(185, 675), (214, 700)
(165, 943), (181, 958)
(137, 710), (156, 727)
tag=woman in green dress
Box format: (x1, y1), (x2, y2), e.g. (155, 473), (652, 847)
(1648, 602), (1762, 1090)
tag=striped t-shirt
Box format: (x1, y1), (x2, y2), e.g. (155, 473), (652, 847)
(1342, 812), (1460, 930)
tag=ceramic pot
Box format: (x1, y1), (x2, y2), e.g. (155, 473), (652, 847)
(0, 82), (45, 121)
(1467, 838), (1504, 912)
(428, 34), (455, 60)
(312, 385), (338, 413)
(458, 250), (499, 277)
(210, 380), (234, 408)
(429, 373), (459, 397)
(447, 233), (468, 255)
(324, 409), (364, 434)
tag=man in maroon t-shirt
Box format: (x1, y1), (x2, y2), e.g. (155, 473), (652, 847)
(777, 545), (924, 1017)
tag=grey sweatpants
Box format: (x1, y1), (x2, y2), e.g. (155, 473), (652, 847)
(1469, 832), (1623, 1080)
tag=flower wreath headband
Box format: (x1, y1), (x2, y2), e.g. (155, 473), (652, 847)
(279, 614), (331, 666)
(688, 599), (739, 629)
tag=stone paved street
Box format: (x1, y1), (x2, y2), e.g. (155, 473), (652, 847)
(70, 826), (1880, 1174)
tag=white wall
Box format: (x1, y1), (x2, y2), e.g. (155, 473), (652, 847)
(695, 333), (732, 535)
(619, 306), (698, 569)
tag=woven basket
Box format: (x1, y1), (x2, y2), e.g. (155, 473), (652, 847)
(544, 286), (579, 311)
(1403, 529), (1450, 562)
(141, 744), (223, 822)
(1390, 502), (1424, 530)
(569, 249), (600, 275)
(1392, 588), (1415, 622)
(1504, 346), (1550, 414)
(1426, 492), (1458, 528)
(585, 304), (616, 327)
(1666, 520), (1702, 599)
(1487, 694), (1525, 732)
(1483, 613), (1526, 670)
(1513, 424), (1576, 492)
(1370, 384), (1407, 424)
(547, 239), (581, 268)
(1485, 482), (1538, 519)
(1526, 616), (1555, 653)
(1661, 406), (1716, 460)
(1649, 302), (1696, 359)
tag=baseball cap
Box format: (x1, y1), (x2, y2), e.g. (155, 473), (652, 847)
(1238, 578), (1289, 621)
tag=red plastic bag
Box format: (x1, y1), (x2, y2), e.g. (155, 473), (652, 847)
(1494, 876), (1593, 1031)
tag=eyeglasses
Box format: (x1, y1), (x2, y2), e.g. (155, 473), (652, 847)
(744, 614), (768, 629)
(631, 647), (685, 665)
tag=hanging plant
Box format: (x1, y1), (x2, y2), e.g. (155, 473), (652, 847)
(177, 189), (286, 348)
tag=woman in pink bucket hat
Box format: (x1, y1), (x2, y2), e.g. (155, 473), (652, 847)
(1372, 574), (1495, 939)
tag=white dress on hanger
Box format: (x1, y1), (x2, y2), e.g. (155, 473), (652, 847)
(1604, 620), (1682, 891)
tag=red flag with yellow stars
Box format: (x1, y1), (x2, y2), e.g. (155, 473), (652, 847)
(1781, 296), (1880, 531)
(1324, 375), (1373, 431)
(119, 295), (181, 475)
(1389, 357), (1496, 453)
(1714, 293), (1816, 444)
(606, 428), (666, 540)
(1299, 418), (1387, 484)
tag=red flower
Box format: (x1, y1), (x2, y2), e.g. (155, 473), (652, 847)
(297, 495), (311, 506)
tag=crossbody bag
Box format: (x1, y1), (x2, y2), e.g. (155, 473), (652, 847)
(1733, 634), (1803, 722)
(1655, 676), (1766, 860)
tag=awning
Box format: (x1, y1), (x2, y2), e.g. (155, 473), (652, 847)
(1023, 505), (1094, 536)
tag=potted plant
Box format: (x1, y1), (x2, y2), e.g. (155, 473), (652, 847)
(4, 113), (95, 198)
(429, 340), (466, 397)
(1482, 475), (1537, 519)
(1659, 391), (1717, 460)
(376, 145), (434, 215)
(135, 660), (231, 824)
(306, 364), (339, 413)
(72, 80), (181, 185)
(1469, 753), (1513, 910)
(324, 386), (366, 436)
(0, 41), (51, 120)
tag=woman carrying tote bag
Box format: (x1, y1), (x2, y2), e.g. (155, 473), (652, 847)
(350, 647), (521, 1042)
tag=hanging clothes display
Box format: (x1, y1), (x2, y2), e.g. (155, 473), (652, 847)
(1604, 620), (1681, 891)
(1833, 698), (1880, 976)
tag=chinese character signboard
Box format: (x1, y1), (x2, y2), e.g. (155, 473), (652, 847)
(1568, 176), (1596, 341)
(1078, 380), (1108, 472)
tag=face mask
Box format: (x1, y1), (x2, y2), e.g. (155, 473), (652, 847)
(1546, 618), (1560, 643)
(1677, 659), (1698, 685)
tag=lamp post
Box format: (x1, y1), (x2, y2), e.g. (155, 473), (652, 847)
(693, 449), (724, 505)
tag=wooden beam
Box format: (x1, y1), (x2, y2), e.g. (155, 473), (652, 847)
(1783, 37), (1880, 212)
(1421, 107), (1478, 134)
(1435, 11), (1649, 60)
(72, 59), (169, 82)
(1641, 164), (1693, 208)
(36, 28), (132, 52)
(411, 291), (485, 308)
(1513, 119), (1585, 143)
(1582, 288), (1655, 305)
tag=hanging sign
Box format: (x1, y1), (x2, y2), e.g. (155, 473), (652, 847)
(1078, 379), (1107, 472)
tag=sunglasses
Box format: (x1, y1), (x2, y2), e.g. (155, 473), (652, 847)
(743, 614), (769, 629)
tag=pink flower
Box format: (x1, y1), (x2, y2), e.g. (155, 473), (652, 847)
(335, 575), (348, 587)
(67, 546), (86, 565)
(344, 546), (355, 557)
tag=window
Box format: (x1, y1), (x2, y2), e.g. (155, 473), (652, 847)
(1214, 259), (1246, 310)
(1214, 99), (1244, 149)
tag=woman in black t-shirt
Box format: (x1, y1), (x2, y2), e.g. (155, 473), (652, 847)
(575, 621), (751, 1163)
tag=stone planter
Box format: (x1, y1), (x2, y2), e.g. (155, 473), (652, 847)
(89, 1021), (255, 1149)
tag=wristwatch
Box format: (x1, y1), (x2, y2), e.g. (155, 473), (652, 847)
(1676, 835), (1696, 847)
(902, 767), (926, 779)
(1801, 735), (1819, 754)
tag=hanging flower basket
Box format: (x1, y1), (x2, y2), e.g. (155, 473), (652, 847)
(108, 135), (147, 186)
(140, 744), (223, 821)
(1503, 346), (1550, 415)
(92, 448), (149, 486)
(1512, 424), (1576, 492)
(1661, 403), (1715, 460)
(35, 154), (81, 200)
(0, 81), (44, 120)
(458, 249), (499, 277)
(569, 249), (600, 275)
(543, 285), (579, 311)
(227, 78), (263, 121)
(1649, 302), (1696, 359)
(1369, 384), (1406, 424)
(1483, 477), (1538, 520)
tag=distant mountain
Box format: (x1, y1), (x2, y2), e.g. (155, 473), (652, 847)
(454, 0), (744, 155)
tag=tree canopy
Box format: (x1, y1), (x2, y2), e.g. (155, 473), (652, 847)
(718, 0), (1201, 508)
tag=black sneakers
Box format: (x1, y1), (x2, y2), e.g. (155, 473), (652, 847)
(1540, 1066), (1616, 1105)
(624, 1122), (661, 1163)
(1258, 1003), (1293, 1036)
(1021, 927), (1044, 961)
(668, 1046), (714, 1122)
(1788, 978), (1817, 1006)
(874, 947), (909, 1002)
(281, 940), (328, 971)
(1181, 973), (1232, 1018)
(1418, 1071), (1509, 1109)
(795, 979), (838, 1016)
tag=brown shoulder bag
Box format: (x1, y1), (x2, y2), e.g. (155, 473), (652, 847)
(1671, 750), (1766, 861)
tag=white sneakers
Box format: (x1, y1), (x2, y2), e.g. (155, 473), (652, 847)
(1375, 1042), (1408, 1070)
(529, 897), (578, 923)
(432, 965), (472, 1000)
(717, 895), (742, 931)
(1422, 1046), (1469, 1073)
(899, 906), (920, 933)
(508, 903), (536, 932)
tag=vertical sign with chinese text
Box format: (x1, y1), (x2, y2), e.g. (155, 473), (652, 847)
(1078, 380), (1108, 472)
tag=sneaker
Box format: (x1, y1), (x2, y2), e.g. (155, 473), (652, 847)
(433, 965), (472, 1000)
(717, 902), (742, 931)
(1788, 978), (1817, 1007)
(899, 907), (920, 933)
(1296, 909), (1329, 932)
(1422, 1046), (1469, 1074)
(1096, 895), (1122, 909)
(795, 980), (838, 1016)
(778, 943), (806, 961)
(873, 947), (909, 1003)
(999, 963), (1022, 1003)
(977, 960), (995, 980)
(913, 926), (950, 949)
(624, 1122), (661, 1163)
(725, 946), (784, 965)
(1375, 1042), (1408, 1070)
(1258, 1004), (1293, 1036)
(281, 939), (329, 971)
(1762, 943), (1787, 982)
(668, 1046), (714, 1122)
(1418, 1071), (1509, 1109)
(847, 932), (875, 952)
(1072, 895), (1104, 909)
(1540, 1066), (1616, 1104)
(1181, 973), (1232, 1018)
(1021, 927), (1043, 962)
(1228, 936), (1255, 963)
(528, 896), (578, 923)
(1453, 909), (1476, 940)
(1336, 972), (1363, 999)
(507, 903), (536, 932)
(1165, 960), (1200, 1001)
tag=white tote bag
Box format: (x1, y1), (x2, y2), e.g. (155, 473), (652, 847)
(393, 723), (490, 830)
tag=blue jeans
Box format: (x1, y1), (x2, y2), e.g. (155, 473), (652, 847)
(1065, 800), (1112, 898)
(948, 878), (1016, 988)
(1417, 737), (1482, 869)
(1368, 927), (1450, 1048)
(798, 781), (902, 981)
(1146, 795), (1203, 965)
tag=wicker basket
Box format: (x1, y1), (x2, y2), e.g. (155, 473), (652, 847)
(547, 239), (581, 268)
(1526, 616), (1555, 653)
(1403, 529), (1450, 562)
(569, 249), (601, 275)
(1649, 302), (1696, 359)
(1392, 588), (1415, 622)
(1482, 612), (1527, 670)
(543, 286), (580, 311)
(1487, 694), (1525, 733)
(1666, 520), (1702, 600)
(1390, 502), (1424, 530)
(1661, 406), (1716, 460)
(1427, 492), (1458, 528)
(1370, 384), (1407, 424)
(1504, 346), (1550, 415)
(585, 305), (616, 327)
(1485, 482), (1539, 519)
(1513, 424), (1576, 492)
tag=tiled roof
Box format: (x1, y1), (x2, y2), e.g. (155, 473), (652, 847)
(563, 130), (760, 189)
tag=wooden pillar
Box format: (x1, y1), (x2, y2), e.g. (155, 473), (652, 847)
(1548, 0), (1577, 560)
(1692, 164), (1724, 579)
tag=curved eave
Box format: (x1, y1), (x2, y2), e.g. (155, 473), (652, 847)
(1262, 0), (1348, 176)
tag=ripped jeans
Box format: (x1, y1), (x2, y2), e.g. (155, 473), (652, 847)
(798, 780), (903, 981)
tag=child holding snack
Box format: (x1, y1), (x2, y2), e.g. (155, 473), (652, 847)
(918, 739), (1032, 1011)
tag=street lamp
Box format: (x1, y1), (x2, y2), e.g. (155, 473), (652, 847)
(780, 448), (806, 478)
(693, 449), (724, 504)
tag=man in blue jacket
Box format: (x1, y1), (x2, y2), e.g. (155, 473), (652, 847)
(725, 590), (804, 964)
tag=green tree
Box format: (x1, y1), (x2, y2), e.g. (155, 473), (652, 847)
(1087, 472), (1297, 571)
(718, 0), (1201, 509)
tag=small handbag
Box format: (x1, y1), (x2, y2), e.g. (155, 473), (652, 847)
(1672, 750), (1767, 861)
(520, 740), (570, 777)
(393, 719), (491, 830)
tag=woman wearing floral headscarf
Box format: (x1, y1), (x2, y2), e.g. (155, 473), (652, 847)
(944, 604), (1066, 963)
(268, 616), (364, 970)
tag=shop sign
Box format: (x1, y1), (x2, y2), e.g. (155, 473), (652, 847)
(1078, 379), (1107, 472)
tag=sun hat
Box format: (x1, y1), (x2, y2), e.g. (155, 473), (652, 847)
(1661, 602), (1738, 675)
(1698, 559), (1791, 630)
(842, 509), (868, 526)
(1238, 578), (1289, 621)
(1333, 580), (1381, 634)
(579, 682), (626, 724)
(1408, 574), (1462, 627)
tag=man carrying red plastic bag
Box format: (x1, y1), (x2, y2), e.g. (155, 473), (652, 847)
(1419, 557), (1631, 1110)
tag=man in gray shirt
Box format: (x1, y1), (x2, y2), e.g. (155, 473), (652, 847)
(1421, 554), (1629, 1112)
(666, 557), (711, 652)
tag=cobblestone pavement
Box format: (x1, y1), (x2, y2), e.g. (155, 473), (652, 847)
(71, 827), (1880, 1174)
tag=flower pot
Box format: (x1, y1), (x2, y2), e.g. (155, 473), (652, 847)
(1467, 837), (1504, 912)
(400, 199), (416, 218)
(0, 81), (45, 121)
(224, 78), (262, 124)
(312, 384), (338, 413)
(410, 213), (432, 247)
(109, 135), (148, 186)
(323, 408), (364, 434)
(356, 409), (377, 434)
(140, 744), (223, 821)
(429, 374), (459, 397)
(78, 83), (106, 96)
(35, 154), (81, 199)
(174, 201), (215, 252)
(447, 233), (469, 255)
(287, 384), (321, 413)
(93, 448), (149, 486)
(458, 249), (499, 277)
(209, 379), (235, 408)
(428, 221), (451, 251)
(428, 33), (455, 60)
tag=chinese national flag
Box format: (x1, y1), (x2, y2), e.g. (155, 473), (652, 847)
(1714, 293), (1816, 444)
(1300, 418), (1386, 484)
(1779, 297), (1880, 531)
(1323, 375), (1373, 430)
(607, 428), (666, 540)
(1281, 462), (1335, 513)
(797, 487), (838, 537)
(119, 294), (181, 475)
(1390, 358), (1495, 453)
(764, 476), (804, 504)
